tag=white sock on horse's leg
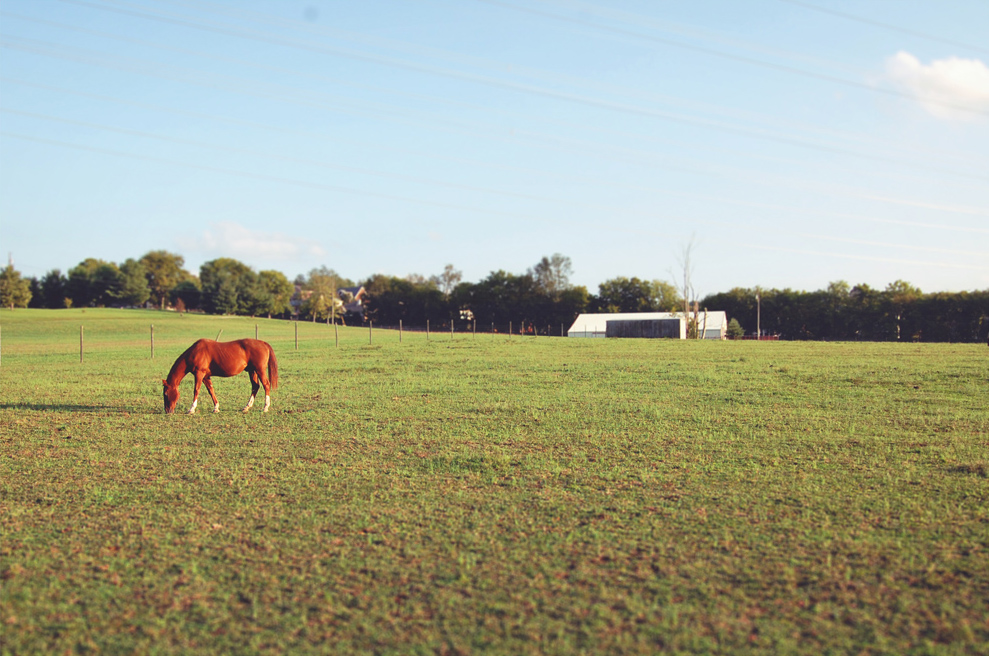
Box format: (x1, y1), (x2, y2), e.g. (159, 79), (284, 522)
(263, 395), (271, 412)
(243, 396), (255, 412)
(188, 398), (198, 414)
(213, 402), (220, 413)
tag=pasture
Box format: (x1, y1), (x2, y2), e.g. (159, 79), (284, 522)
(1, 309), (987, 655)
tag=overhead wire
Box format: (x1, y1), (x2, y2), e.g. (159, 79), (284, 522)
(475, 0), (989, 117)
(2, 24), (985, 186)
(6, 103), (989, 244)
(2, 0), (986, 275)
(43, 1), (989, 165)
(778, 0), (989, 56)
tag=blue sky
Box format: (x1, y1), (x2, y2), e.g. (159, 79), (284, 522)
(1, 0), (987, 295)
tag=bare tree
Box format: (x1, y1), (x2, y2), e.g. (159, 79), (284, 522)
(529, 253), (573, 299)
(430, 264), (462, 299)
(672, 239), (700, 337)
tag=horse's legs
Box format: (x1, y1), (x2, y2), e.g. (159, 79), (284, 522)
(188, 371), (205, 414)
(203, 377), (220, 413)
(258, 369), (272, 412)
(244, 370), (261, 412)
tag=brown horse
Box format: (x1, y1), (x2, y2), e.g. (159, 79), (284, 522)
(162, 339), (278, 414)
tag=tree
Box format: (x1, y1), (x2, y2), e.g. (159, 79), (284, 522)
(299, 267), (352, 322)
(67, 258), (122, 307)
(170, 279), (202, 311)
(363, 274), (447, 326)
(430, 264), (462, 300)
(529, 254), (573, 299)
(254, 270), (294, 318)
(0, 264), (32, 309)
(117, 258), (151, 307)
(675, 239), (697, 318)
(140, 251), (187, 310)
(727, 318), (745, 338)
(199, 258), (258, 315)
(594, 277), (682, 313)
(37, 269), (68, 308)
(884, 280), (922, 341)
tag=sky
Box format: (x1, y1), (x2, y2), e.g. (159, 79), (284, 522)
(1, 0), (987, 297)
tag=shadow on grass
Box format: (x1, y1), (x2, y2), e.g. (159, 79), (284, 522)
(0, 403), (145, 414)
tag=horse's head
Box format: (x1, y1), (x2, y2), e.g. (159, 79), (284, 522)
(162, 379), (180, 414)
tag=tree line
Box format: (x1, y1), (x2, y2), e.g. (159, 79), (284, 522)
(2, 252), (987, 342)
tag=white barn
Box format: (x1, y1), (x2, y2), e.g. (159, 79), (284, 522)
(567, 311), (728, 340)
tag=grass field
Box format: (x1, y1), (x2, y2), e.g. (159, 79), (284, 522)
(1, 308), (987, 655)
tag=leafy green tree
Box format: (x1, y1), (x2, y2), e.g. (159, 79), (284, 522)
(170, 279), (202, 311)
(36, 269), (68, 308)
(27, 277), (43, 308)
(140, 251), (187, 310)
(117, 259), (151, 307)
(254, 270), (294, 318)
(363, 274), (446, 326)
(299, 267), (352, 322)
(884, 280), (922, 341)
(199, 258), (257, 315)
(594, 277), (681, 313)
(67, 259), (122, 307)
(727, 318), (745, 338)
(0, 264), (32, 309)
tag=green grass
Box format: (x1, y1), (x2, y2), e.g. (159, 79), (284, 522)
(1, 308), (987, 655)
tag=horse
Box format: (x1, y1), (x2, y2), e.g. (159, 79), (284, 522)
(162, 339), (278, 414)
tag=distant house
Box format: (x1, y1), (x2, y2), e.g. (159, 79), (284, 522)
(567, 311), (728, 340)
(338, 286), (366, 319)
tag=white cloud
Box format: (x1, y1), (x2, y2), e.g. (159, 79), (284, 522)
(181, 221), (325, 262)
(884, 51), (989, 120)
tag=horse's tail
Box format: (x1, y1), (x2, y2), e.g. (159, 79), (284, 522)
(267, 343), (279, 390)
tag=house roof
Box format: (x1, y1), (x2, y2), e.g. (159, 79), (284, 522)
(568, 311), (727, 335)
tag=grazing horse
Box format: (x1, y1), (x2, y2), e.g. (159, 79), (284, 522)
(162, 339), (278, 414)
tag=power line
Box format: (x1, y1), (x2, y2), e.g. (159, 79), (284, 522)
(8, 103), (989, 238)
(4, 31), (985, 186)
(476, 0), (989, 117)
(778, 0), (989, 56)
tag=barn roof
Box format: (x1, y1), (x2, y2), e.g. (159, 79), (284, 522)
(567, 311), (727, 337)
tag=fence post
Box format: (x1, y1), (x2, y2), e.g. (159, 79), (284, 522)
(334, 323), (339, 347)
(473, 319), (476, 339)
(399, 319), (403, 343)
(427, 320), (430, 341)
(80, 325), (84, 363)
(509, 321), (512, 337)
(295, 321), (299, 350)
(255, 324), (258, 340)
(151, 324), (155, 359)
(451, 321), (454, 340)
(369, 321), (373, 345)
